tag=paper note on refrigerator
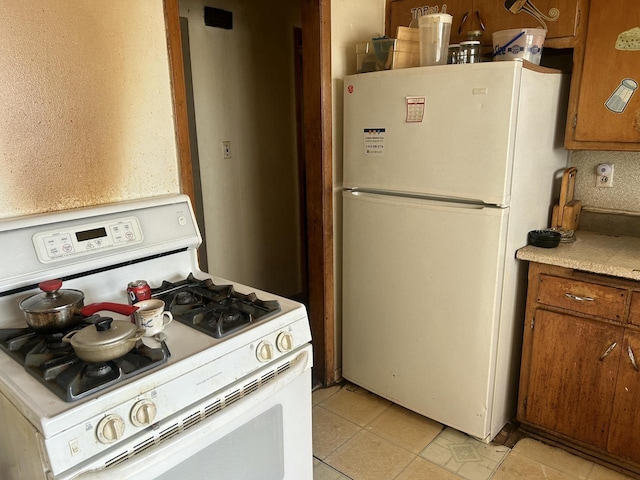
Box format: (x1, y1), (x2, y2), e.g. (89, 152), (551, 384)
(406, 96), (425, 122)
(363, 128), (385, 156)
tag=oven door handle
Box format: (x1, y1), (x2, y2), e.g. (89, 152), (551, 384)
(68, 346), (311, 480)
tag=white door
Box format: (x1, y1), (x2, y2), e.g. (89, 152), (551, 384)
(342, 191), (507, 439)
(343, 62), (523, 205)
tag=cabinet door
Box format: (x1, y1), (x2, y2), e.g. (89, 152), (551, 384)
(478, 0), (581, 47)
(386, 0), (473, 40)
(386, 0), (580, 46)
(524, 309), (623, 449)
(608, 330), (640, 461)
(448, 0), (482, 45)
(629, 292), (640, 327)
(572, 0), (640, 145)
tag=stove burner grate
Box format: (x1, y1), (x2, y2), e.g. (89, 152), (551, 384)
(0, 326), (171, 402)
(152, 273), (281, 339)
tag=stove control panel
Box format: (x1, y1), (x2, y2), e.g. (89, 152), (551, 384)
(33, 216), (143, 263)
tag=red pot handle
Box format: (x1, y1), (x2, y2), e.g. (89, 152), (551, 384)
(81, 302), (138, 317)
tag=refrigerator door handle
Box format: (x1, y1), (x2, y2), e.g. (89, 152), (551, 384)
(344, 189), (496, 210)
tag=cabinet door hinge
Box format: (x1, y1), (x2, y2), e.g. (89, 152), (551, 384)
(530, 317), (535, 329)
(523, 397), (527, 412)
(573, 114), (577, 128)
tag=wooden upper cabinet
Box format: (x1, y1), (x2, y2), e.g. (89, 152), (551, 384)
(385, 0), (582, 47)
(477, 0), (583, 48)
(566, 0), (640, 150)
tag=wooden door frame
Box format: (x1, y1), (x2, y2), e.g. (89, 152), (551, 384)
(163, 0), (336, 386)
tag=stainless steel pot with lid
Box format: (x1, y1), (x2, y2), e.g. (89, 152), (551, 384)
(62, 317), (146, 362)
(19, 279), (85, 332)
(19, 279), (139, 333)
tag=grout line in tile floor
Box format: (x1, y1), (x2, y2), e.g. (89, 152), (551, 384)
(312, 381), (636, 480)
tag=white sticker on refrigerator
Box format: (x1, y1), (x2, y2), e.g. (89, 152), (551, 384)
(405, 96), (425, 122)
(364, 128), (386, 156)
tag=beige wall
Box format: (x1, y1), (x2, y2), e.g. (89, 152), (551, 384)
(179, 0), (302, 297)
(332, 0), (387, 378)
(0, 1), (179, 219)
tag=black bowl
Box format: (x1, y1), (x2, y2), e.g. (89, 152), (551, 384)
(528, 230), (561, 248)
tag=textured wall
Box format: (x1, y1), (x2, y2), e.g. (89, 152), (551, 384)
(571, 151), (640, 212)
(0, 1), (179, 218)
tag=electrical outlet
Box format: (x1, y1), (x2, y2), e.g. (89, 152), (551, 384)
(222, 141), (232, 159)
(596, 163), (614, 188)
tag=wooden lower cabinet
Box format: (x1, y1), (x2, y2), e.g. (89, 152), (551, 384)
(525, 310), (622, 450)
(519, 262), (640, 475)
(608, 330), (640, 461)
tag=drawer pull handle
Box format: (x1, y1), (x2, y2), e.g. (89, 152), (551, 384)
(599, 342), (618, 361)
(628, 345), (639, 372)
(565, 293), (594, 302)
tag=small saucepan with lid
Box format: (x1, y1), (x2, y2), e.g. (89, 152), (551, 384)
(19, 279), (138, 333)
(62, 317), (146, 362)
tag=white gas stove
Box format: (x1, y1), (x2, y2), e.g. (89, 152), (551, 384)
(0, 195), (313, 480)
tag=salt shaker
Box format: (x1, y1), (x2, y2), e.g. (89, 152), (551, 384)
(605, 78), (638, 113)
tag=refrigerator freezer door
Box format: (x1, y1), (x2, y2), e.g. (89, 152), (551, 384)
(343, 62), (524, 206)
(342, 190), (508, 440)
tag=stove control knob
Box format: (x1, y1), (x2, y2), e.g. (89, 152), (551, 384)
(276, 332), (293, 352)
(256, 341), (274, 362)
(131, 399), (157, 427)
(96, 414), (125, 444)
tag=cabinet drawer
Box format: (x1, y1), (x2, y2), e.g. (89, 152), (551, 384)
(537, 275), (627, 321)
(629, 292), (640, 327)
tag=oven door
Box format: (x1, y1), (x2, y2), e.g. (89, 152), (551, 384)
(68, 345), (312, 480)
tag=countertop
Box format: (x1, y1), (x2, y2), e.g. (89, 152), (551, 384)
(516, 230), (640, 281)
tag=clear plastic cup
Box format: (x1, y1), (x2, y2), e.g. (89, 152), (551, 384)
(419, 13), (453, 66)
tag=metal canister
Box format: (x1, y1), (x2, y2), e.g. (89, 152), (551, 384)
(127, 280), (151, 305)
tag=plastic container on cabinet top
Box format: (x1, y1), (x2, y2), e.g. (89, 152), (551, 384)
(418, 13), (453, 66)
(492, 28), (546, 65)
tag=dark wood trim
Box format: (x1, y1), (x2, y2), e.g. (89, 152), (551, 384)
(163, 0), (195, 205)
(302, 0), (336, 386)
(293, 27), (309, 305)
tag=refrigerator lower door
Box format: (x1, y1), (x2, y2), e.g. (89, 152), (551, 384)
(342, 190), (508, 441)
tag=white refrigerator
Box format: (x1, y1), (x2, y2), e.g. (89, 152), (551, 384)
(341, 60), (569, 442)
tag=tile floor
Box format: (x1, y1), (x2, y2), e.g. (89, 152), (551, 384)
(312, 382), (636, 480)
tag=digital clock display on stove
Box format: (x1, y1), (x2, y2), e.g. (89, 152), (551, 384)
(75, 227), (107, 243)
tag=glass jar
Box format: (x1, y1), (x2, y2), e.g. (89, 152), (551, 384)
(447, 44), (459, 64)
(458, 40), (481, 64)
(466, 30), (483, 42)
